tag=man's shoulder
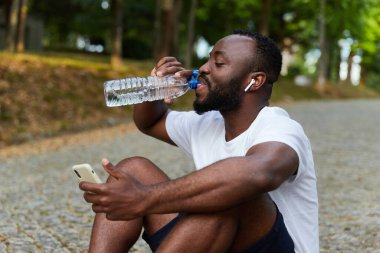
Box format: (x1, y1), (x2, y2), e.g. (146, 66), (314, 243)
(260, 106), (290, 119)
(258, 106), (302, 129)
(168, 110), (222, 123)
(250, 106), (308, 145)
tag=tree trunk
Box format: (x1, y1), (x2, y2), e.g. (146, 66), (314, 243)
(156, 0), (175, 61)
(5, 0), (19, 52)
(258, 0), (273, 36)
(359, 65), (366, 86)
(317, 0), (328, 92)
(185, 0), (197, 68)
(111, 0), (123, 70)
(153, 0), (161, 61)
(16, 0), (28, 52)
(3, 0), (12, 32)
(172, 0), (182, 58)
(345, 52), (354, 84)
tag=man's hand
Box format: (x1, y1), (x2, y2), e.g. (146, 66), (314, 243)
(79, 159), (148, 221)
(151, 56), (186, 77)
(151, 57), (194, 104)
(133, 56), (193, 144)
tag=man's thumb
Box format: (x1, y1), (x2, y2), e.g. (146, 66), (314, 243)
(101, 158), (119, 179)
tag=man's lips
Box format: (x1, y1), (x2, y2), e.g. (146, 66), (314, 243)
(196, 77), (208, 90)
(196, 76), (209, 89)
(195, 81), (207, 92)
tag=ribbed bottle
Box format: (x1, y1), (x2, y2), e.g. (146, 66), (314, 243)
(104, 70), (199, 107)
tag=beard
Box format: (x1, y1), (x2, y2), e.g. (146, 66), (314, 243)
(193, 75), (245, 115)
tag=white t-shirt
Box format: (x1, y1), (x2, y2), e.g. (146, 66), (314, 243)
(166, 106), (319, 253)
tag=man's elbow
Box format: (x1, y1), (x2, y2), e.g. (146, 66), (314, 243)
(133, 118), (155, 135)
(253, 172), (288, 193)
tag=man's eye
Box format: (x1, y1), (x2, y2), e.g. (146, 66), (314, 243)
(215, 62), (224, 66)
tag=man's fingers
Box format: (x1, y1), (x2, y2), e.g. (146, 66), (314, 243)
(156, 65), (184, 77)
(174, 69), (193, 78)
(156, 56), (178, 68)
(83, 190), (102, 204)
(101, 158), (114, 170)
(92, 204), (108, 213)
(79, 181), (105, 194)
(152, 57), (184, 77)
(164, 98), (174, 104)
(101, 158), (121, 180)
(151, 67), (157, 76)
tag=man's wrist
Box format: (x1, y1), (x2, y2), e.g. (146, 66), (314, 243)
(140, 184), (159, 216)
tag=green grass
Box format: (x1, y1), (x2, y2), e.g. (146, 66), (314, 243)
(272, 78), (322, 102)
(0, 51), (153, 75)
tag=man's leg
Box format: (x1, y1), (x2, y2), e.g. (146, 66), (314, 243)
(88, 157), (282, 253)
(88, 157), (177, 253)
(155, 194), (277, 253)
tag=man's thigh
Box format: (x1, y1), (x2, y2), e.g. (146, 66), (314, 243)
(230, 197), (294, 253)
(143, 194), (284, 253)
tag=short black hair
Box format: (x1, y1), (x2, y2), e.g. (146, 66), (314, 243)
(232, 30), (282, 84)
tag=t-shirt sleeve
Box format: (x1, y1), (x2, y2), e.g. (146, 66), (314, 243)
(165, 111), (196, 157)
(251, 119), (312, 182)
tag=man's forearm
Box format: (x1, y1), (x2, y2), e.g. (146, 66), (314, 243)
(143, 156), (265, 215)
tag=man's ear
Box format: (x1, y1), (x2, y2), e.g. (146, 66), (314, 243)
(244, 79), (256, 92)
(245, 72), (267, 92)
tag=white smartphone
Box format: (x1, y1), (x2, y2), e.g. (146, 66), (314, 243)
(72, 164), (102, 183)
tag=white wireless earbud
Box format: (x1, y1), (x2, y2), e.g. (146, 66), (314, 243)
(244, 79), (256, 92)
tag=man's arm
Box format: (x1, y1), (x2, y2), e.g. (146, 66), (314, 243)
(133, 56), (189, 145)
(133, 101), (174, 145)
(80, 141), (299, 220)
(143, 141), (298, 214)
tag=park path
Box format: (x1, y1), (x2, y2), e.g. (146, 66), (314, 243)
(0, 99), (379, 253)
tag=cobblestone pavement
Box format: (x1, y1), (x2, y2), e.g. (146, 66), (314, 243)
(0, 99), (379, 253)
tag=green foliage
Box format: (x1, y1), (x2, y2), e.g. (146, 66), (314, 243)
(29, 0), (87, 47)
(29, 0), (155, 57)
(271, 0), (318, 48)
(121, 0), (155, 59)
(367, 73), (380, 92)
(18, 0), (380, 90)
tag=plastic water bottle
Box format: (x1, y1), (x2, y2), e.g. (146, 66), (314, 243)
(104, 70), (199, 107)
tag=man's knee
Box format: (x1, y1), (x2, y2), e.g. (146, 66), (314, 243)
(109, 156), (170, 185)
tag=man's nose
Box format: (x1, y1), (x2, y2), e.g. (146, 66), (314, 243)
(198, 61), (210, 75)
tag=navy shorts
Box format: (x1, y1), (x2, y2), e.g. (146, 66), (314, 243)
(142, 206), (294, 253)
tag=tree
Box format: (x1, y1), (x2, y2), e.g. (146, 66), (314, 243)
(16, 0), (28, 52)
(184, 0), (197, 68)
(316, 0), (327, 91)
(357, 0), (380, 88)
(154, 0), (177, 61)
(111, 0), (123, 69)
(5, 0), (18, 51)
(258, 0), (273, 36)
(153, 0), (161, 60)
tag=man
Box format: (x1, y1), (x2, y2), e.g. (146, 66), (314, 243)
(80, 30), (319, 253)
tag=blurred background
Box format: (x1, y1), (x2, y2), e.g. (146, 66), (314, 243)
(0, 0), (380, 147)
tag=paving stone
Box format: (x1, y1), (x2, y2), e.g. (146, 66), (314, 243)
(0, 243), (7, 253)
(8, 245), (39, 253)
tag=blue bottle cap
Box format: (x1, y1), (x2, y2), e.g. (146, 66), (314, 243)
(187, 70), (199, 89)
